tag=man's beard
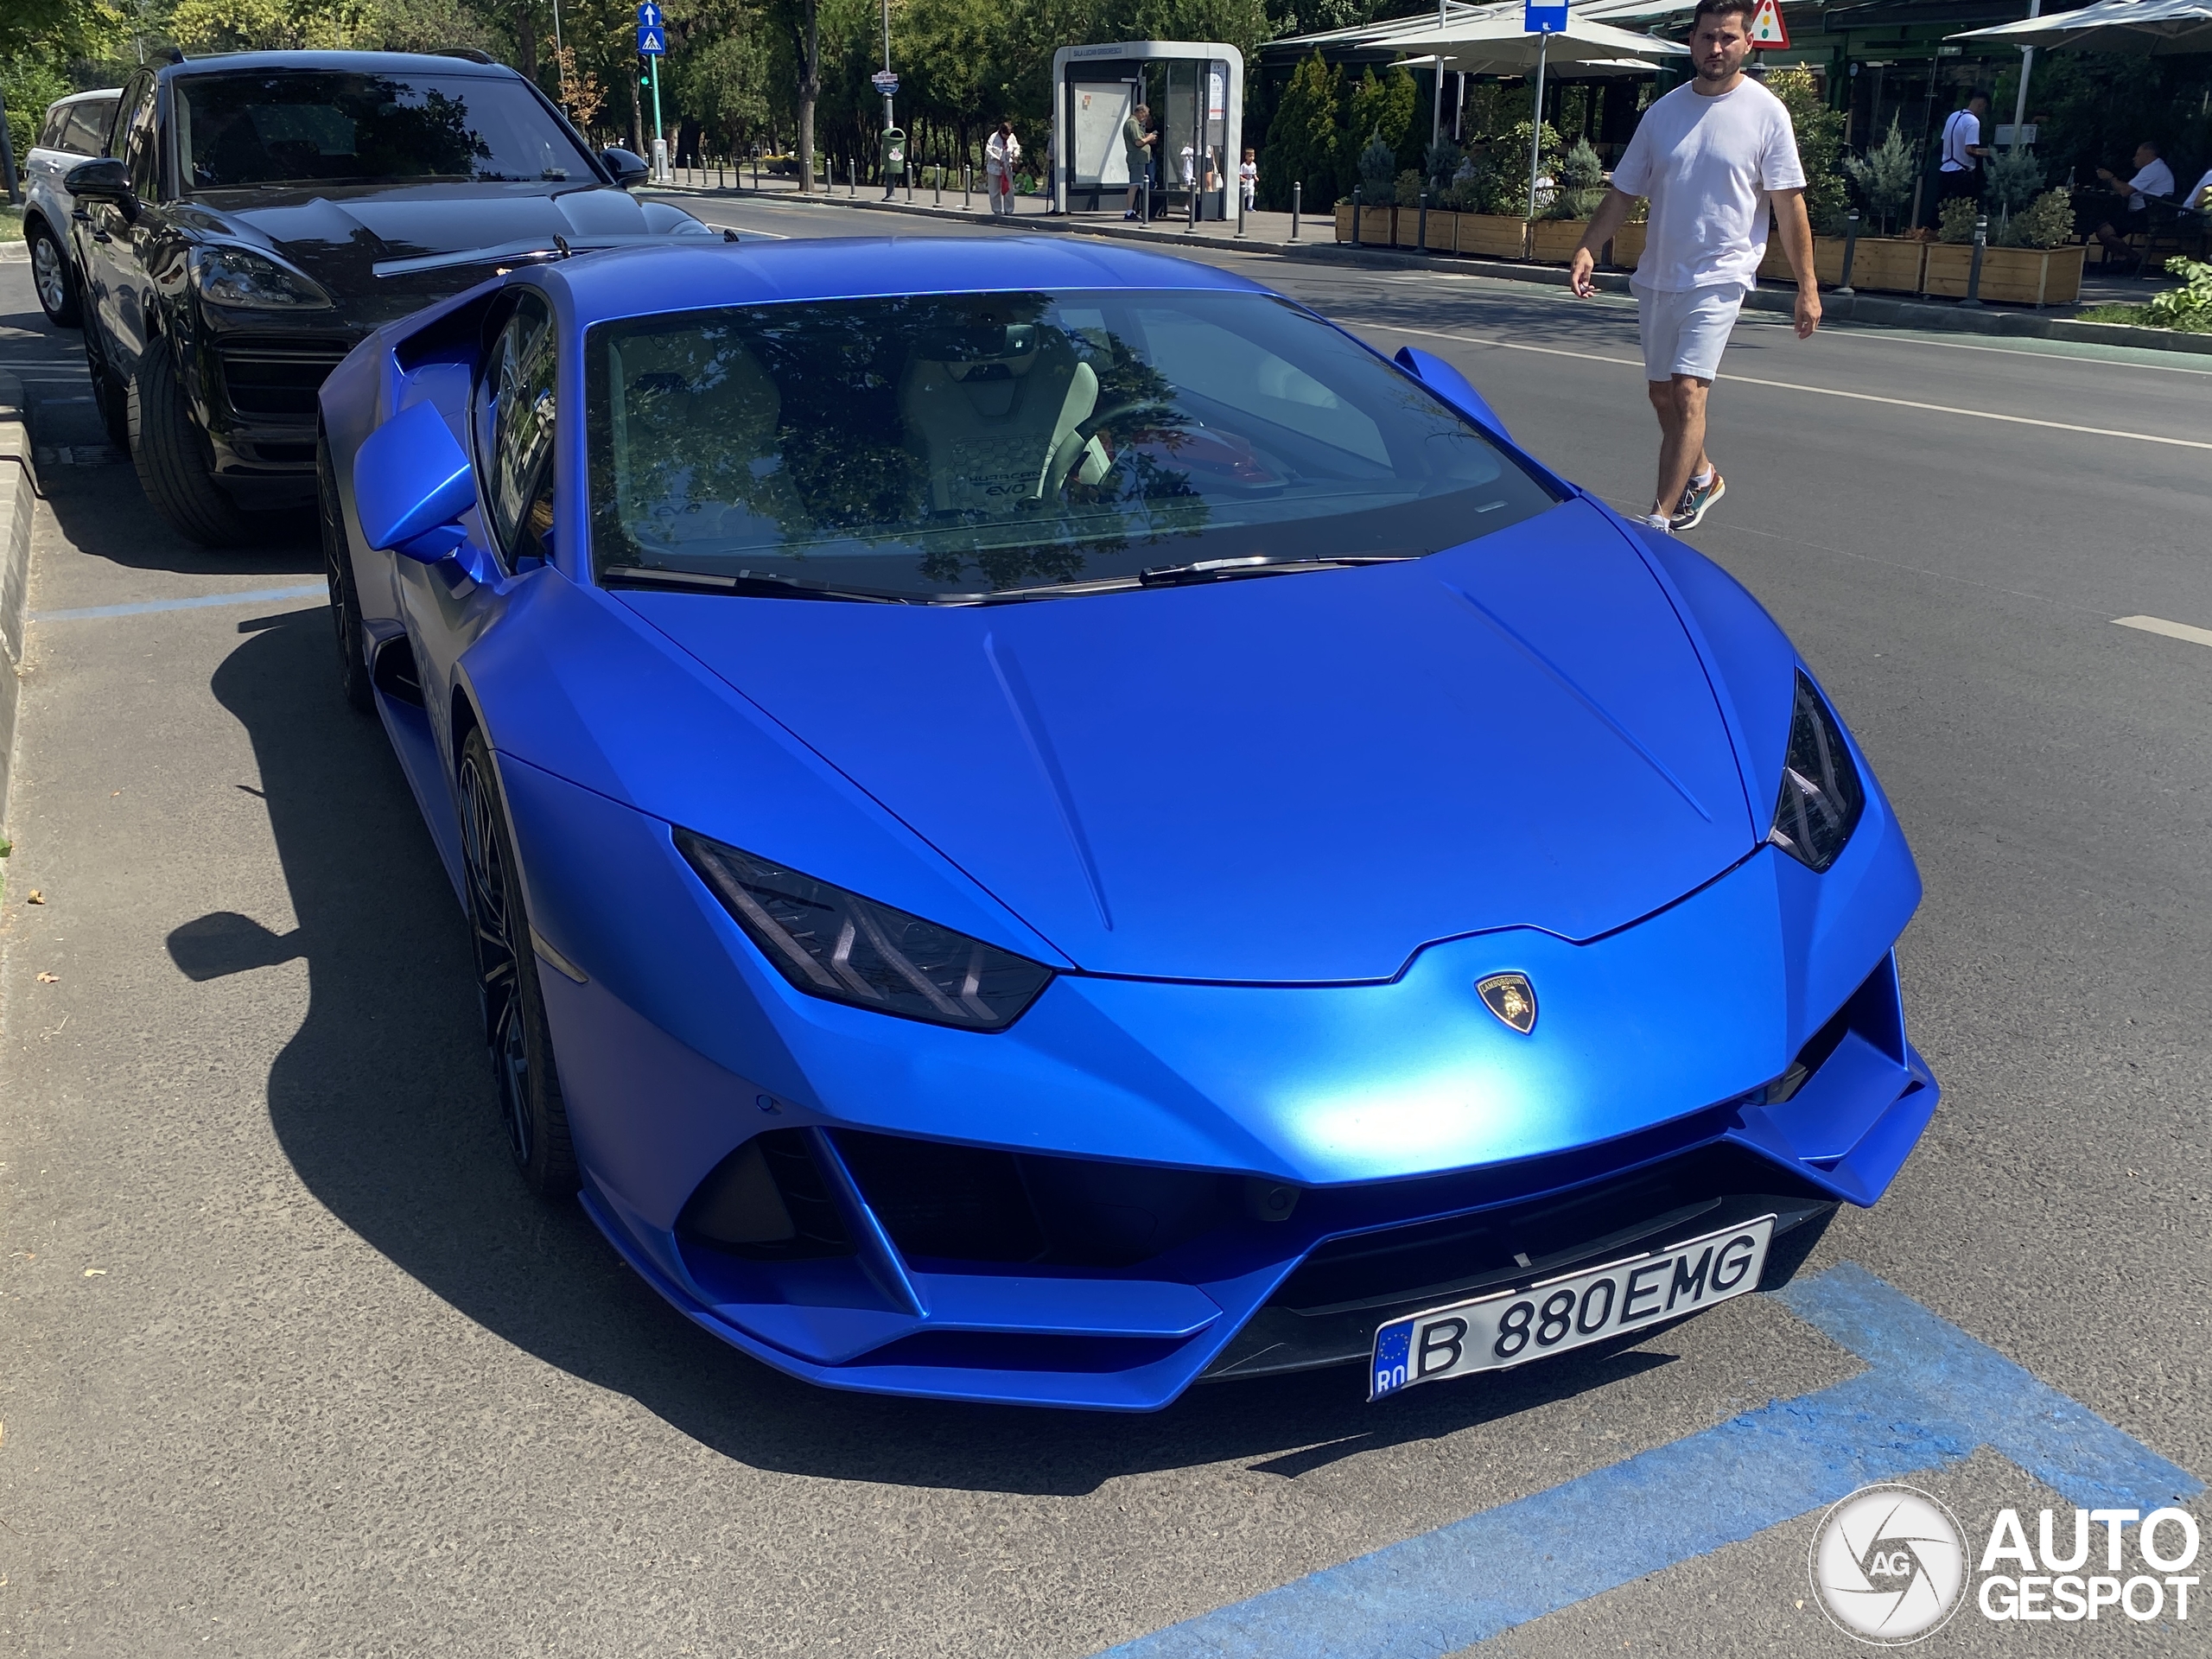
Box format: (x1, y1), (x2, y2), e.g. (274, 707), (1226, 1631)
(1695, 54), (1738, 81)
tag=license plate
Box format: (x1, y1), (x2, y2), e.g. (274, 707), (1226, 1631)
(1368, 1214), (1775, 1401)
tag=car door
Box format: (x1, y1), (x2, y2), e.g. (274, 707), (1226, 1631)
(79, 73), (161, 378)
(398, 289), (560, 780)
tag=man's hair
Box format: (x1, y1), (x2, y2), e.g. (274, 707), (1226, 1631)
(1690, 0), (1756, 29)
(1967, 92), (1990, 106)
(2139, 138), (2160, 154)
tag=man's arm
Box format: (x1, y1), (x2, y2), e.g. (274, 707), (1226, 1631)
(1568, 187), (1640, 296)
(1770, 186), (1821, 340)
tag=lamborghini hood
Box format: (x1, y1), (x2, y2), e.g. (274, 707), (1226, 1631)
(620, 500), (1762, 982)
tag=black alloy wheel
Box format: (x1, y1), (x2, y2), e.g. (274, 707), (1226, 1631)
(317, 432), (373, 714)
(29, 220), (81, 327)
(128, 341), (252, 547)
(457, 726), (578, 1195)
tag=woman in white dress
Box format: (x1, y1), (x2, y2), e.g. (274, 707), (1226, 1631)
(984, 120), (1021, 216)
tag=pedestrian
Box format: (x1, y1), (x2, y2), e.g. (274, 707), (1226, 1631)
(1123, 103), (1155, 219)
(2093, 141), (2176, 270)
(1239, 147), (1259, 213)
(1567, 0), (1818, 535)
(1937, 92), (1992, 206)
(985, 119), (1021, 217)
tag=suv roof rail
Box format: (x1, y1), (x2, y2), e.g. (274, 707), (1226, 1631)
(435, 47), (499, 64)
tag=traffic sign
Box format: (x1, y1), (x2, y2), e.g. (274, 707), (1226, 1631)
(870, 69), (899, 95)
(1523, 1), (1568, 32)
(1747, 0), (1790, 47)
(636, 2), (662, 23)
(637, 23), (665, 54)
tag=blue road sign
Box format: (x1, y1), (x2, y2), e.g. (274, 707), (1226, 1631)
(637, 23), (666, 54)
(636, 3), (663, 24)
(1524, 0), (1568, 30)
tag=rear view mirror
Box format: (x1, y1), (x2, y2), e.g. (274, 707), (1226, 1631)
(354, 400), (475, 563)
(65, 156), (137, 218)
(1394, 346), (1512, 444)
(601, 148), (651, 188)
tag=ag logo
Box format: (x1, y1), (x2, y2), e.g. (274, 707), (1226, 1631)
(1476, 972), (1536, 1033)
(1809, 1484), (1967, 1645)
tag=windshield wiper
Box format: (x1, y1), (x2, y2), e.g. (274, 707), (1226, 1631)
(600, 566), (906, 603)
(1135, 554), (1416, 588)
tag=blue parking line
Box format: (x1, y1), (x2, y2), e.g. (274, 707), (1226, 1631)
(29, 584), (327, 623)
(1097, 1264), (2201, 1659)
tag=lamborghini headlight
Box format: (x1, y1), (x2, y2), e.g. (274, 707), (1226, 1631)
(676, 829), (1053, 1031)
(188, 245), (333, 310)
(1767, 672), (1866, 873)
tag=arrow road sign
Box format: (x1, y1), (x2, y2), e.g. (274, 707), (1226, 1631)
(636, 2), (662, 23)
(1523, 1), (1568, 31)
(637, 23), (666, 54)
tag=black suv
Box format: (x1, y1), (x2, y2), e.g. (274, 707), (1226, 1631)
(67, 50), (706, 545)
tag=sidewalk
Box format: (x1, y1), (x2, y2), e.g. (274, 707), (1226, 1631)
(651, 171), (2212, 359)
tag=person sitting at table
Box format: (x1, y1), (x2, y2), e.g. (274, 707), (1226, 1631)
(2187, 164), (2212, 213)
(2092, 140), (2176, 270)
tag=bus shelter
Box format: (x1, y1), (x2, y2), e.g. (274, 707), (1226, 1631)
(1051, 41), (1243, 219)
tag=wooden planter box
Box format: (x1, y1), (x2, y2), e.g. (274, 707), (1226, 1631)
(1610, 219), (1647, 270)
(1334, 204), (1397, 245)
(1841, 237), (1928, 295)
(1395, 208), (1455, 251)
(1528, 219), (1590, 264)
(1918, 242), (2085, 306)
(1459, 213), (1530, 259)
(1752, 236), (1850, 287)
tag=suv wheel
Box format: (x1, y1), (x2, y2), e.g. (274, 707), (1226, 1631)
(128, 342), (251, 546)
(29, 220), (80, 327)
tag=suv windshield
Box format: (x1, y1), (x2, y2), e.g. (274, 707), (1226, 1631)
(177, 72), (592, 189)
(587, 289), (1558, 601)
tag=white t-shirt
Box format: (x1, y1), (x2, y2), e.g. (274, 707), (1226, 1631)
(1940, 109), (1980, 172)
(1611, 77), (1806, 293)
(2126, 156), (2174, 211)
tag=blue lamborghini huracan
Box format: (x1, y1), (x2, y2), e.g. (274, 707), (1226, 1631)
(317, 236), (1936, 1410)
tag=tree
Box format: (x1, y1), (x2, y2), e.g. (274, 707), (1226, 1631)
(1259, 50), (1338, 210)
(1765, 65), (1846, 235)
(1339, 62), (1413, 201)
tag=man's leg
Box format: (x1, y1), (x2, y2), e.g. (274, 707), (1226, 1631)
(1649, 376), (1711, 520)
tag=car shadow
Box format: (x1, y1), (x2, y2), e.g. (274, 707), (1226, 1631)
(196, 607), (1690, 1497)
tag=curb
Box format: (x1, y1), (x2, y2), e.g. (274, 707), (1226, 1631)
(667, 187), (2212, 358)
(0, 370), (34, 832)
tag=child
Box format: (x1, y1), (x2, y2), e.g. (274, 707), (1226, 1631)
(1238, 149), (1258, 213)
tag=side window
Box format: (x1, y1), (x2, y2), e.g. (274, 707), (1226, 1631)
(40, 105), (71, 151)
(121, 78), (160, 196)
(68, 99), (119, 157)
(477, 292), (560, 566)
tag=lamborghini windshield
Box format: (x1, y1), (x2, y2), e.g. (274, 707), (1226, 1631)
(585, 289), (1558, 602)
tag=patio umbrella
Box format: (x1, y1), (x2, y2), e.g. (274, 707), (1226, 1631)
(1380, 10), (1687, 216)
(1950, 0), (2212, 54)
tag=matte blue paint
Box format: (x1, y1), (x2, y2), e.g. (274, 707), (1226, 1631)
(1094, 1264), (2202, 1658)
(319, 237), (1942, 1408)
(1393, 345), (1511, 443)
(29, 584), (326, 622)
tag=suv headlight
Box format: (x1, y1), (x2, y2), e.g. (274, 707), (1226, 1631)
(1767, 672), (1866, 873)
(189, 245), (333, 309)
(676, 830), (1053, 1031)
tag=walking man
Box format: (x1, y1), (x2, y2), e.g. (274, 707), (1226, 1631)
(1123, 103), (1155, 219)
(1937, 92), (1992, 205)
(1569, 0), (1819, 534)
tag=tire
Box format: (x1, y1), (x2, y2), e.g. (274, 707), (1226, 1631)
(128, 341), (251, 546)
(458, 727), (579, 1196)
(318, 433), (374, 714)
(29, 219), (81, 327)
(82, 327), (130, 450)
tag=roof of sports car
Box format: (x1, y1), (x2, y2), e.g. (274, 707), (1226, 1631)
(548, 236), (1267, 316)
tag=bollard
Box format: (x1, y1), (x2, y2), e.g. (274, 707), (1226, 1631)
(1834, 209), (1858, 295)
(963, 164), (971, 209)
(1142, 175), (1152, 224)
(1417, 189), (1427, 251)
(1961, 213), (1989, 307)
(1292, 180), (1301, 241)
(934, 165), (941, 206)
(906, 168), (913, 203)
(1236, 175), (1246, 238)
(753, 153), (760, 190)
(1351, 186), (1362, 247)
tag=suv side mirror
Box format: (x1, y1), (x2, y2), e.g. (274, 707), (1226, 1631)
(1394, 345), (1511, 444)
(601, 147), (651, 189)
(65, 156), (138, 219)
(355, 401), (475, 563)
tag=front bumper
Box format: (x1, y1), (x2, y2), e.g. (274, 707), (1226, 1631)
(504, 752), (1936, 1412)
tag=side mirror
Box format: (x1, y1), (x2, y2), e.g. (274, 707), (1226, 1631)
(601, 147), (651, 189)
(354, 400), (475, 563)
(1395, 345), (1512, 444)
(65, 156), (138, 219)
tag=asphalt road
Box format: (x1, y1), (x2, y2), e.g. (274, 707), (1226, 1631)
(2, 201), (2207, 1658)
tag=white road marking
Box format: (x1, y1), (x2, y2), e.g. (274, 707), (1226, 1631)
(1362, 321), (2212, 453)
(2113, 614), (2212, 649)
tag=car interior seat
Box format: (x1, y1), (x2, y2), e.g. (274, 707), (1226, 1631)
(899, 322), (1100, 518)
(607, 334), (804, 547)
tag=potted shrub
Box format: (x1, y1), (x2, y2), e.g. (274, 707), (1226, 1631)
(1529, 137), (1605, 263)
(1921, 186), (2085, 304)
(1840, 118), (1929, 293)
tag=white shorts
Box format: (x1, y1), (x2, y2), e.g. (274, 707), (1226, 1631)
(1636, 283), (1747, 383)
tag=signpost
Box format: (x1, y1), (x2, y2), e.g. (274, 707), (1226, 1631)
(638, 3), (668, 181)
(874, 0), (898, 200)
(1746, 0), (1790, 48)
(1523, 0), (1567, 219)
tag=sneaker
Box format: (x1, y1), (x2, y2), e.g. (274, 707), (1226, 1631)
(1672, 469), (1726, 531)
(1637, 512), (1675, 535)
